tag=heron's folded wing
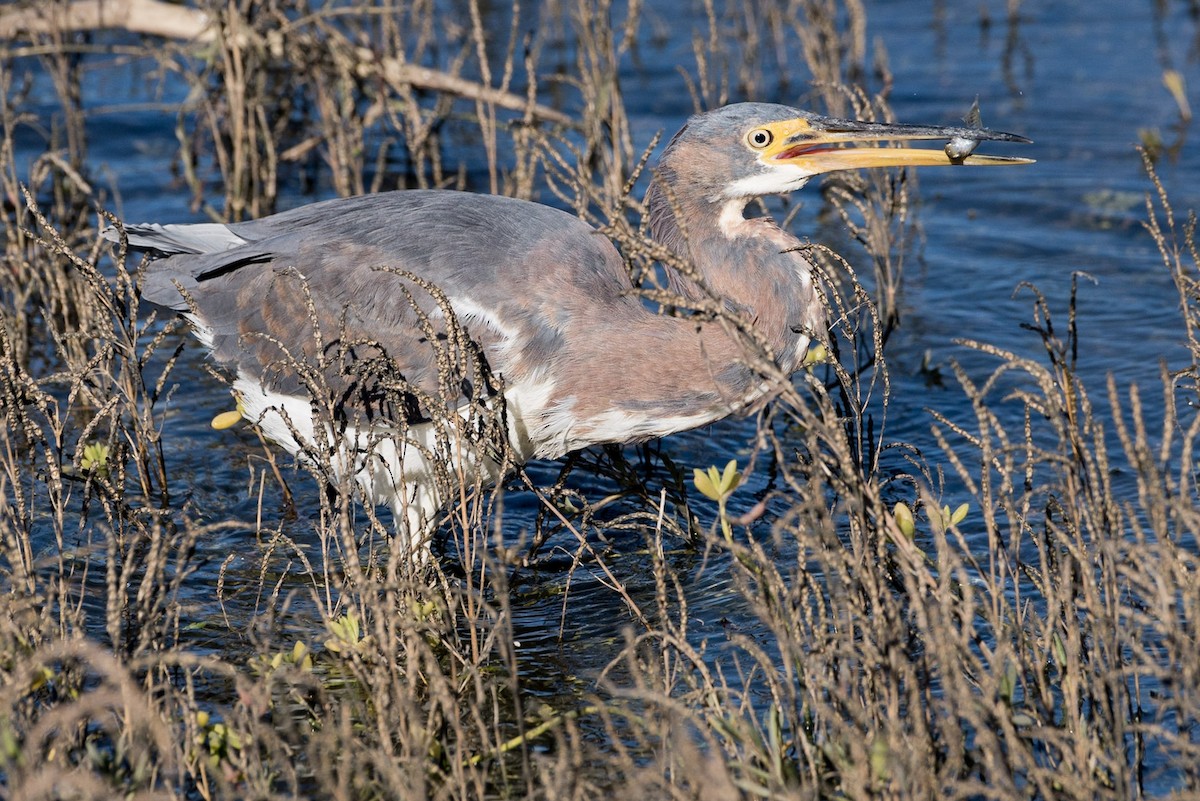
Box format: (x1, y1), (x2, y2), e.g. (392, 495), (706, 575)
(130, 190), (630, 425)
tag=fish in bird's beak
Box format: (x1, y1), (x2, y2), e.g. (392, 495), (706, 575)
(747, 112), (1033, 176)
(944, 97), (984, 161)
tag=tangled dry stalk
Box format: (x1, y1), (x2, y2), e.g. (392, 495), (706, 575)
(1, 1), (1198, 799)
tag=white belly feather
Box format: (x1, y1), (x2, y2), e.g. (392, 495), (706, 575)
(233, 369), (572, 558)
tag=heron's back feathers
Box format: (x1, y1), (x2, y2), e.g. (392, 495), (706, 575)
(112, 191), (644, 437)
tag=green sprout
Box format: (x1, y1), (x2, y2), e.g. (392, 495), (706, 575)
(892, 500), (970, 539)
(893, 502), (916, 539)
(693, 459), (742, 541)
(79, 442), (110, 475)
(211, 398), (246, 430)
(410, 598), (437, 622)
(193, 711), (248, 770)
(869, 735), (891, 785)
(324, 611), (373, 657)
(251, 640), (313, 675)
(939, 502), (970, 528)
(1050, 631), (1068, 670)
(800, 343), (829, 368)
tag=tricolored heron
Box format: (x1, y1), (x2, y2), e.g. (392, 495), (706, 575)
(106, 102), (1031, 558)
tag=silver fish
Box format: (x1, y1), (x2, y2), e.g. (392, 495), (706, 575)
(944, 97), (983, 162)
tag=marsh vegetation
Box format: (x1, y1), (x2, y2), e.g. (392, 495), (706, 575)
(1, 0), (1198, 798)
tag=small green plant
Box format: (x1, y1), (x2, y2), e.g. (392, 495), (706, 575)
(891, 499), (969, 540)
(801, 342), (829, 368)
(937, 502), (970, 529)
(323, 611), (372, 657)
(251, 640), (313, 676)
(193, 711), (248, 773)
(79, 441), (110, 475)
(210, 398), (246, 430)
(892, 501), (916, 538)
(693, 459), (742, 541)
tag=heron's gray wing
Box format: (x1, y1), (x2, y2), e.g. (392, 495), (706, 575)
(128, 191), (634, 424)
(115, 222), (247, 256)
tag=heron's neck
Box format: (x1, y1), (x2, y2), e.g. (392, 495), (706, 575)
(646, 182), (821, 370)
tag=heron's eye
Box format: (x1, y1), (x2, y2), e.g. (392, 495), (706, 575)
(747, 129), (774, 149)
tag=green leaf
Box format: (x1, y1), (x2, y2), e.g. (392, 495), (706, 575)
(211, 409), (243, 430)
(717, 459), (741, 496)
(801, 343), (828, 367)
(893, 502), (915, 539)
(693, 467), (719, 501)
(694, 461), (741, 502)
(1051, 632), (1067, 669)
(80, 442), (110, 474)
(869, 736), (890, 783)
(325, 611), (366, 654)
(998, 661), (1018, 705)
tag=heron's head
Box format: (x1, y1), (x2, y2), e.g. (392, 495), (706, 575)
(658, 102), (1032, 203)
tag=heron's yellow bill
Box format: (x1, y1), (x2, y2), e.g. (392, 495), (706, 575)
(753, 114), (1033, 174)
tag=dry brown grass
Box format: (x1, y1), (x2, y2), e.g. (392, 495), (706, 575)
(1, 1), (1198, 799)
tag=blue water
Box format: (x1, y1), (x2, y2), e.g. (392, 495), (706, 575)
(10, 0), (1200, 792)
